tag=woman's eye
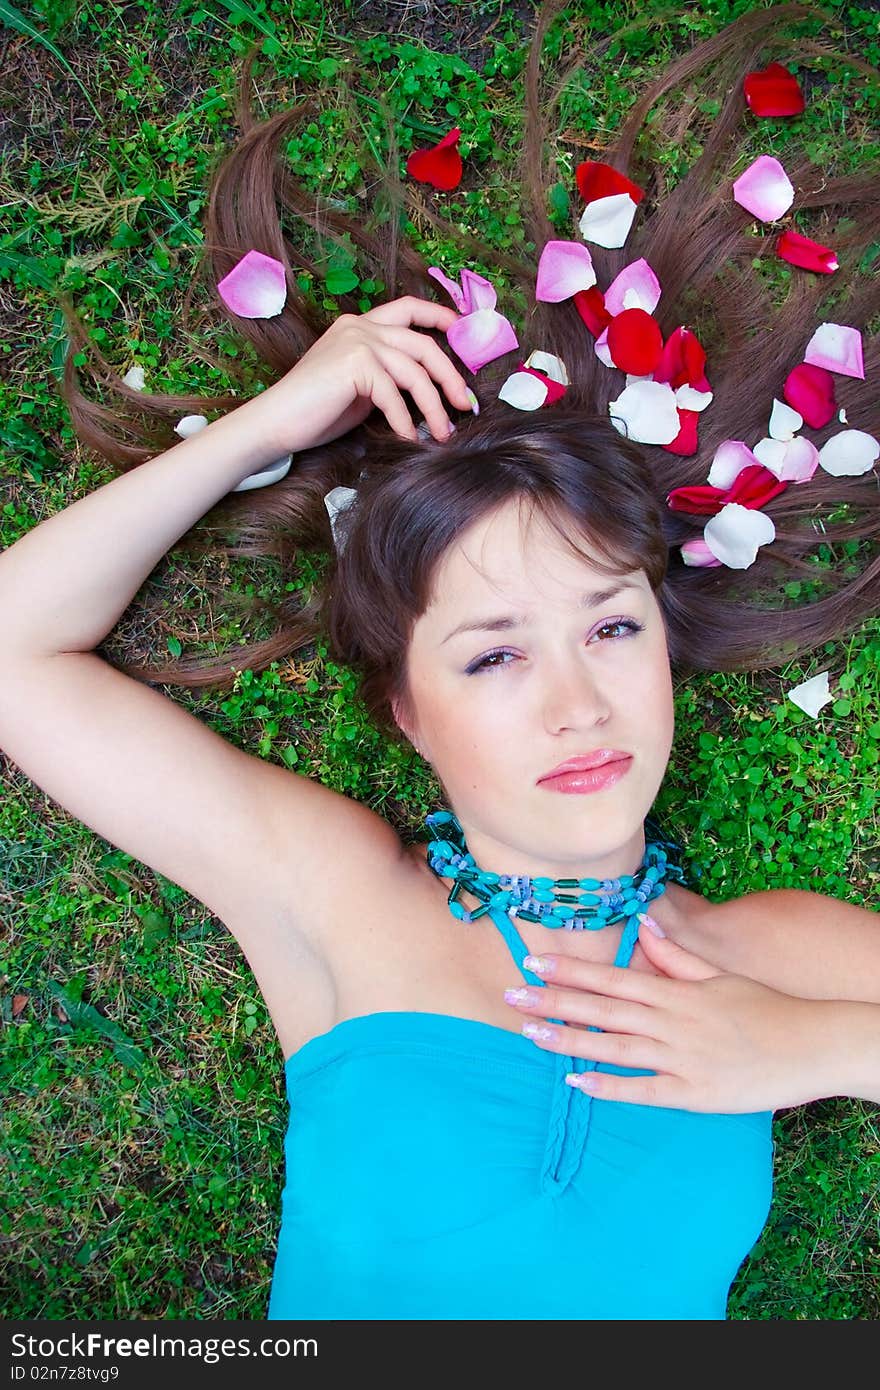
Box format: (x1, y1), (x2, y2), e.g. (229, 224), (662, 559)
(592, 619), (643, 641)
(466, 619), (643, 676)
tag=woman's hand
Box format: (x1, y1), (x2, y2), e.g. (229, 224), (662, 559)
(504, 921), (838, 1113)
(250, 296), (473, 454)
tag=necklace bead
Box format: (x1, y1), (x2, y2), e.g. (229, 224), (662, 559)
(424, 810), (688, 930)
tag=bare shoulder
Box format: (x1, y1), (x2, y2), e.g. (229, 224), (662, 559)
(674, 885), (880, 1002)
(219, 776), (408, 1058)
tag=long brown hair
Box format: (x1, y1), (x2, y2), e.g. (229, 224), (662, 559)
(57, 1), (880, 739)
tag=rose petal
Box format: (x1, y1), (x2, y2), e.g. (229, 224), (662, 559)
(535, 240), (596, 301)
(817, 429), (880, 477)
(732, 154), (795, 222)
(607, 307), (664, 374)
(743, 63), (805, 118)
(575, 161), (645, 206)
(573, 286), (612, 337)
(174, 414), (209, 437)
(752, 437), (788, 473)
(777, 229), (838, 274)
(459, 268), (498, 313)
(708, 440), (761, 489)
(498, 371), (548, 410)
(703, 503), (776, 569)
(519, 366), (567, 404)
(838, 407), (848, 425)
(727, 463), (790, 508)
(675, 384), (714, 412)
(681, 537), (723, 567)
(428, 265), (468, 313)
(653, 326), (706, 389)
(323, 485), (359, 551)
(217, 249), (287, 318)
(768, 397), (803, 440)
(608, 380), (680, 445)
(232, 453), (293, 493)
(604, 259), (662, 317)
(803, 323), (865, 380)
(777, 436), (820, 483)
(447, 308), (518, 372)
(787, 671), (832, 719)
(783, 362), (836, 428)
(524, 350), (569, 385)
(579, 193), (639, 249)
(662, 408), (700, 457)
(405, 128), (463, 191)
(122, 366), (146, 390)
(594, 327), (615, 368)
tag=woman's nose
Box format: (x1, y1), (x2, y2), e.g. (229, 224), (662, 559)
(541, 658), (612, 733)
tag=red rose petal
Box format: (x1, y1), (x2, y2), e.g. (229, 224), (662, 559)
(743, 63), (805, 118)
(777, 229), (838, 275)
(606, 307), (663, 375)
(661, 409), (700, 457)
(519, 365), (567, 405)
(727, 463), (790, 509)
(653, 326), (707, 389)
(573, 286), (612, 337)
(783, 362), (836, 428)
(575, 160), (644, 207)
(667, 483), (725, 516)
(406, 127), (463, 191)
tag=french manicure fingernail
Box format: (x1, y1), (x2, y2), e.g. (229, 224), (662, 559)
(523, 954), (553, 974)
(522, 1021), (557, 1042)
(504, 987), (538, 1006)
(639, 913), (665, 938)
(466, 388), (480, 415)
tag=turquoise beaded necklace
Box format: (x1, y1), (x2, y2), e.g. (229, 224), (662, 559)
(424, 809), (687, 930)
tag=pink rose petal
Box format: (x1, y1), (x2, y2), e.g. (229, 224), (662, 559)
(447, 309), (518, 373)
(498, 371), (548, 410)
(732, 155), (795, 222)
(818, 430), (880, 476)
(217, 249), (287, 318)
(803, 323), (865, 380)
(604, 258), (662, 317)
(608, 380), (680, 445)
(755, 435), (819, 483)
(578, 193), (639, 249)
(428, 265), (467, 312)
(707, 440), (761, 489)
(535, 240), (596, 301)
(704, 503), (776, 569)
(594, 327), (615, 368)
(681, 537), (723, 568)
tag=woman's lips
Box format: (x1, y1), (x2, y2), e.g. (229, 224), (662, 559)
(537, 756), (633, 794)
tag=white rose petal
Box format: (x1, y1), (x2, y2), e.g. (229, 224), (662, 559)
(608, 379), (680, 445)
(768, 398), (803, 441)
(498, 371), (548, 410)
(524, 350), (569, 385)
(818, 429), (880, 477)
(703, 503), (775, 569)
(578, 193), (639, 249)
(122, 366), (145, 390)
(174, 414), (209, 438)
(787, 671), (833, 719)
(752, 437), (787, 474)
(676, 385), (714, 413)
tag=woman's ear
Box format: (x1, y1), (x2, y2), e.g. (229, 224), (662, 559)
(391, 694), (426, 760)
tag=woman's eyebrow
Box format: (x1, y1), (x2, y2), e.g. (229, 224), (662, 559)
(440, 582), (641, 644)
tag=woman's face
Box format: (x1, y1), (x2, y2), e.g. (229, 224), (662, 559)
(397, 496), (675, 881)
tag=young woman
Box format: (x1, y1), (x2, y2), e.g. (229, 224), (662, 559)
(1, 2), (877, 1320)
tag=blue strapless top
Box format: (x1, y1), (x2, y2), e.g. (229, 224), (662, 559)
(268, 903), (773, 1320)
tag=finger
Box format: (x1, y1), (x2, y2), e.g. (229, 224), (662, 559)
(366, 370), (419, 442)
(373, 323), (472, 411)
(523, 953), (673, 1007)
(365, 295), (460, 333)
(564, 1068), (691, 1110)
(373, 344), (453, 441)
(520, 1019), (669, 1073)
(637, 918), (721, 981)
(507, 984), (667, 1040)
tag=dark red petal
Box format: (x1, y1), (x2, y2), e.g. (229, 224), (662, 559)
(573, 286), (612, 337)
(667, 483), (726, 516)
(575, 160), (644, 206)
(726, 463), (789, 509)
(406, 128), (463, 191)
(606, 307), (663, 375)
(662, 409), (700, 457)
(653, 326), (707, 389)
(777, 229), (838, 275)
(743, 63), (805, 118)
(783, 362), (836, 429)
(519, 365), (567, 405)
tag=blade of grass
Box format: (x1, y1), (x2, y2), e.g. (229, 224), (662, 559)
(0, 0), (102, 121)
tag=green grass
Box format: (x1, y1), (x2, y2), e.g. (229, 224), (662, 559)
(1, 0), (878, 1320)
